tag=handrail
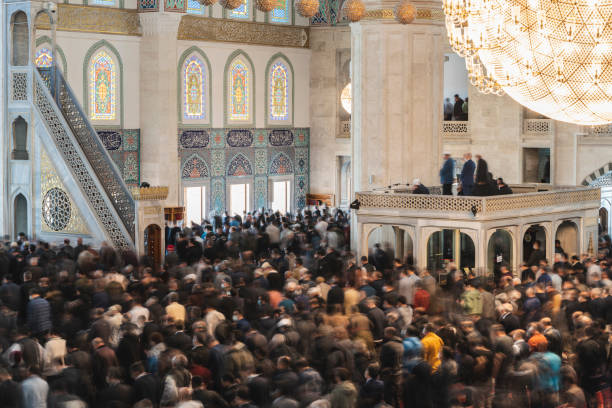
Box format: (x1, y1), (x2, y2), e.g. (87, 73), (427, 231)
(33, 69), (133, 248)
(38, 67), (135, 241)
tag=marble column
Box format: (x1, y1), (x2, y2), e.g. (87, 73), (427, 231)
(351, 0), (446, 253)
(139, 13), (181, 205)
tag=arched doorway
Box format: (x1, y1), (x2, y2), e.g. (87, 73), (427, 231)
(556, 220), (579, 259)
(427, 229), (475, 271)
(144, 224), (162, 269)
(487, 229), (513, 277)
(523, 224), (547, 264)
(14, 194), (27, 240)
(367, 225), (395, 271)
(600, 208), (608, 235)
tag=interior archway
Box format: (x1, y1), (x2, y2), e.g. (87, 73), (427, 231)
(523, 224), (547, 264)
(487, 229), (513, 278)
(427, 229), (475, 271)
(12, 116), (28, 160)
(555, 220), (579, 259)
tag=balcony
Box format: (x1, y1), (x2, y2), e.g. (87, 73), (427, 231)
(523, 118), (554, 136)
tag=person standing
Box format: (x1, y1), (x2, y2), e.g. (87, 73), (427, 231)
(26, 287), (51, 339)
(443, 98), (453, 120)
(440, 152), (455, 196)
(453, 94), (464, 120)
(459, 153), (475, 196)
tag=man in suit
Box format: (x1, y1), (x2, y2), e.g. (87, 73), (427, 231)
(131, 362), (160, 406)
(499, 303), (520, 334)
(460, 153), (475, 196)
(440, 152), (455, 196)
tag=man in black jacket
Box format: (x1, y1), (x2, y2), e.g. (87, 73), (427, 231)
(130, 362), (160, 406)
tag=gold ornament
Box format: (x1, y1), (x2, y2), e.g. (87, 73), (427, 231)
(220, 0), (243, 10)
(256, 0), (275, 12)
(197, 0), (218, 5)
(344, 0), (365, 22)
(295, 0), (319, 18)
(395, 2), (416, 24)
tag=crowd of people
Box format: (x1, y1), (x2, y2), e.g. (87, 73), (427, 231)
(0, 207), (611, 408)
(438, 153), (513, 197)
(444, 95), (468, 121)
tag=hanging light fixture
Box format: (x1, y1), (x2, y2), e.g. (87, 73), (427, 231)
(256, 0), (275, 12)
(220, 0), (243, 10)
(197, 0), (218, 5)
(395, 1), (416, 24)
(295, 0), (320, 17)
(343, 0), (366, 22)
(443, 0), (612, 125)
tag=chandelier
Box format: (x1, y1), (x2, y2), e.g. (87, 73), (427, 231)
(443, 0), (612, 125)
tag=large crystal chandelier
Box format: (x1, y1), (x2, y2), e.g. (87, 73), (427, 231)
(443, 0), (612, 125)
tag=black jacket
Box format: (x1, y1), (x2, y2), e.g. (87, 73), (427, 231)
(133, 373), (160, 405)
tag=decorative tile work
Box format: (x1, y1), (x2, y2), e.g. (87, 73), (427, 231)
(226, 129), (253, 147)
(97, 128), (141, 188)
(269, 152), (293, 175)
(210, 130), (225, 148)
(211, 177), (225, 214)
(311, 0), (329, 25)
(295, 147), (308, 175)
(255, 149), (267, 175)
(294, 128), (309, 147)
(294, 174), (309, 209)
(165, 0), (186, 12)
(40, 148), (90, 234)
(253, 129), (268, 147)
(139, 0), (159, 10)
(269, 129), (293, 146)
(178, 127), (309, 210)
(227, 153), (253, 176)
(182, 154), (210, 178)
(180, 129), (209, 149)
(211, 150), (225, 177)
(255, 176), (267, 209)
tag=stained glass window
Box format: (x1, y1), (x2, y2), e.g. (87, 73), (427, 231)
(228, 0), (251, 19)
(228, 58), (251, 122)
(89, 50), (116, 121)
(270, 0), (290, 23)
(183, 55), (206, 121)
(35, 47), (53, 68)
(187, 0), (205, 14)
(269, 61), (289, 122)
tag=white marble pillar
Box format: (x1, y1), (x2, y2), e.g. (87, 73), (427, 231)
(139, 13), (181, 206)
(351, 1), (446, 193)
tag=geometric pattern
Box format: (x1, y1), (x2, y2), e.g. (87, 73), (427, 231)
(228, 58), (251, 122)
(269, 129), (293, 146)
(295, 147), (308, 175)
(295, 174), (308, 209)
(165, 0), (186, 11)
(187, 0), (206, 14)
(89, 50), (116, 121)
(183, 54), (207, 120)
(582, 162), (612, 186)
(182, 154), (209, 179)
(40, 147), (89, 234)
(228, 0), (251, 19)
(255, 149), (267, 175)
(294, 128), (309, 147)
(269, 61), (289, 121)
(139, 0), (159, 10)
(269, 152), (293, 175)
(227, 153), (253, 176)
(270, 0), (290, 23)
(99, 131), (122, 150)
(211, 177), (225, 214)
(255, 176), (267, 209)
(253, 129), (268, 147)
(210, 130), (225, 148)
(211, 150), (225, 177)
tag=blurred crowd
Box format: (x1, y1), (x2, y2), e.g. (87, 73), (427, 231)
(0, 207), (611, 408)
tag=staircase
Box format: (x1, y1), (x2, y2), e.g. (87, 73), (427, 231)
(35, 68), (135, 249)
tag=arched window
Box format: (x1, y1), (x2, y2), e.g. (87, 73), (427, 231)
(11, 11), (29, 66)
(12, 116), (28, 160)
(226, 52), (254, 125)
(35, 47), (52, 67)
(266, 55), (293, 126)
(270, 0), (291, 23)
(182, 54), (207, 121)
(89, 49), (117, 121)
(228, 0), (251, 19)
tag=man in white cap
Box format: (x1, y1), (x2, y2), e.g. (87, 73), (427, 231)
(440, 152), (455, 195)
(411, 178), (430, 195)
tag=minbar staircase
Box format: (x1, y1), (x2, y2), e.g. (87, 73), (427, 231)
(36, 68), (135, 249)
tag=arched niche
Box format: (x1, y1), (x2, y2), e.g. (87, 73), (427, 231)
(11, 11), (29, 66)
(487, 229), (513, 278)
(555, 220), (579, 259)
(144, 224), (162, 270)
(11, 116), (28, 160)
(426, 229), (475, 271)
(367, 225), (395, 271)
(14, 194), (28, 239)
(523, 224), (547, 264)
(600, 207), (609, 235)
